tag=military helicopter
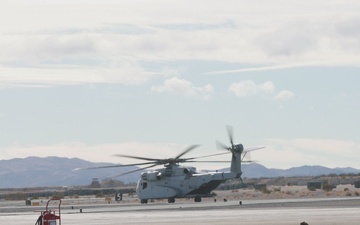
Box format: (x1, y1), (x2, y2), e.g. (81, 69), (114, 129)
(77, 126), (264, 204)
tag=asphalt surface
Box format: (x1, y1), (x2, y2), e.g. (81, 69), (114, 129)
(1, 197), (359, 225)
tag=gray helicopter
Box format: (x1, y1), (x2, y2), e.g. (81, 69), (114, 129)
(78, 126), (264, 204)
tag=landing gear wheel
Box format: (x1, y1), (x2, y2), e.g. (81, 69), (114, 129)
(168, 197), (175, 203)
(194, 196), (201, 202)
(141, 199), (148, 204)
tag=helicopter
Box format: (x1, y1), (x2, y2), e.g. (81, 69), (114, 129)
(77, 126), (264, 204)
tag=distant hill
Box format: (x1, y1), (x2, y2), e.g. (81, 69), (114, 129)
(241, 163), (360, 178)
(0, 157), (359, 188)
(0, 157), (140, 188)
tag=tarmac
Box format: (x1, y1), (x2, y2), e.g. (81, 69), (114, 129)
(1, 197), (360, 225)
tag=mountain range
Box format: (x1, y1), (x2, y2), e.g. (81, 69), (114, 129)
(0, 156), (359, 188)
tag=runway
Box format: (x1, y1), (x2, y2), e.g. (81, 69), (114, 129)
(1, 197), (359, 225)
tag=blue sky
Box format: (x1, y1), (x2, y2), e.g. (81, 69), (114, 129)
(0, 0), (359, 170)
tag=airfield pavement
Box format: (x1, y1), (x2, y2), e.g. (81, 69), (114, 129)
(1, 197), (360, 225)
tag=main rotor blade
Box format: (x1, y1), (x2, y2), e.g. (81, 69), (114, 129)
(73, 162), (155, 171)
(113, 154), (160, 162)
(186, 159), (257, 163)
(226, 125), (234, 147)
(243, 146), (266, 153)
(174, 145), (200, 160)
(186, 160), (231, 163)
(187, 151), (230, 160)
(242, 160), (257, 163)
(107, 164), (158, 179)
(216, 140), (230, 151)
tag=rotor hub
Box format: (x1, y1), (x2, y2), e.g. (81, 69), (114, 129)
(233, 144), (244, 154)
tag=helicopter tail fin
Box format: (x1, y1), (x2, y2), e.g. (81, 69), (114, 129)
(230, 144), (243, 178)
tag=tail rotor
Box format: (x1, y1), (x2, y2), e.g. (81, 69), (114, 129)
(217, 126), (265, 182)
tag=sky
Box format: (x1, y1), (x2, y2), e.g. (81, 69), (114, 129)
(0, 0), (359, 171)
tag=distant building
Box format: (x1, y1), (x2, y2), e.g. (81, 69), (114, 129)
(90, 178), (101, 188)
(355, 181), (360, 188)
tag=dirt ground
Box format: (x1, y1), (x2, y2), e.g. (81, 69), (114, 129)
(213, 184), (359, 201)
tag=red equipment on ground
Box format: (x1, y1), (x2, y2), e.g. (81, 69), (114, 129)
(35, 197), (62, 225)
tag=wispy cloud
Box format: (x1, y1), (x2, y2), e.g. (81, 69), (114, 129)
(0, 142), (222, 170)
(3, 138), (358, 170)
(205, 63), (316, 75)
(0, 142), (183, 164)
(0, 63), (156, 87)
(254, 138), (360, 169)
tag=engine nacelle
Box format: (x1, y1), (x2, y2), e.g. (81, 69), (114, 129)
(183, 166), (196, 175)
(183, 168), (193, 174)
(141, 171), (162, 181)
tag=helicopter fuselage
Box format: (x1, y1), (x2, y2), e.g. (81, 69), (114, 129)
(75, 126), (264, 204)
(136, 165), (238, 203)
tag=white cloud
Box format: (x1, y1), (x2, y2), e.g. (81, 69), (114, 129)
(1, 0), (360, 88)
(274, 90), (294, 100)
(256, 20), (318, 57)
(260, 81), (275, 93)
(228, 80), (274, 97)
(228, 80), (257, 97)
(151, 77), (214, 99)
(228, 80), (294, 101)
